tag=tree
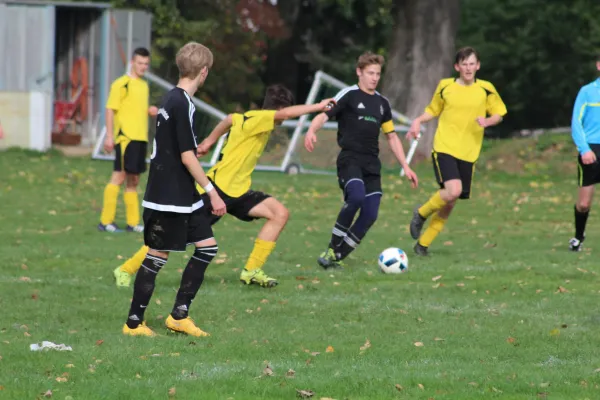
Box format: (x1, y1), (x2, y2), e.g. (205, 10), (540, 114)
(382, 0), (460, 157)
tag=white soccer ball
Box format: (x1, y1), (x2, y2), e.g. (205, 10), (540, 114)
(378, 247), (408, 274)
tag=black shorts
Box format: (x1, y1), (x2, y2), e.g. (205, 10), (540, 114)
(143, 208), (213, 252)
(201, 180), (271, 224)
(337, 152), (382, 196)
(114, 140), (147, 174)
(432, 151), (475, 200)
(577, 145), (600, 187)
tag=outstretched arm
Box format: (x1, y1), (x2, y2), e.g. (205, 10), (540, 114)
(386, 132), (418, 188)
(197, 114), (233, 156)
(304, 113), (329, 152)
(274, 98), (335, 122)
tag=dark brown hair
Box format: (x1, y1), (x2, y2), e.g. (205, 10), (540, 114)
(262, 84), (294, 110)
(455, 47), (479, 64)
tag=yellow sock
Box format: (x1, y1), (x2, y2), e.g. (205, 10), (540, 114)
(418, 191), (447, 219)
(100, 183), (120, 225)
(244, 239), (276, 271)
(418, 213), (447, 247)
(120, 245), (149, 275)
(124, 191), (140, 227)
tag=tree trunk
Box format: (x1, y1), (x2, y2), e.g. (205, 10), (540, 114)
(382, 0), (460, 159)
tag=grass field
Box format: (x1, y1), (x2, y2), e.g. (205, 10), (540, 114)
(1, 135), (600, 400)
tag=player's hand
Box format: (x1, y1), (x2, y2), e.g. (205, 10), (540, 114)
(406, 121), (420, 141)
(148, 106), (158, 117)
(581, 150), (597, 165)
(103, 136), (114, 153)
(304, 130), (317, 152)
(0, 124), (4, 139)
(318, 98), (336, 111)
(403, 166), (418, 188)
(208, 192), (227, 216)
(476, 117), (488, 128)
(197, 141), (211, 157)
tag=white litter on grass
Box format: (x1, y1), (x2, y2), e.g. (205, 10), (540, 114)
(30, 341), (73, 351)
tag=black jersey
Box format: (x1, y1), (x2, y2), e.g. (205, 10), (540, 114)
(142, 87), (203, 213)
(325, 85), (395, 156)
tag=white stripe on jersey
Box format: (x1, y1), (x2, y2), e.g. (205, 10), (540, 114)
(334, 84), (359, 102)
(141, 198), (204, 213)
(183, 91), (198, 147)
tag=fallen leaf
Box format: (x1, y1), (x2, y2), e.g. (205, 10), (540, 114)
(432, 275), (442, 282)
(24, 332), (31, 337)
(434, 337), (445, 341)
(395, 384), (403, 391)
(491, 387), (502, 393)
(556, 286), (569, 293)
(65, 364), (75, 368)
(263, 364), (274, 376)
(507, 337), (517, 345)
(549, 329), (560, 337)
(286, 369), (296, 377)
(333, 282), (340, 286)
(260, 299), (269, 304)
(19, 276), (31, 282)
(297, 284), (304, 290)
(456, 283), (465, 287)
(325, 346), (334, 353)
(43, 389), (53, 397)
(443, 241), (453, 246)
(418, 383), (424, 390)
(168, 387), (176, 397)
(0, 386), (4, 390)
(539, 382), (550, 388)
(96, 339), (104, 346)
(414, 342), (424, 347)
(156, 299), (162, 305)
(359, 339), (371, 352)
(432, 283), (441, 289)
(310, 352), (320, 356)
(55, 377), (68, 383)
(31, 293), (39, 300)
(468, 382), (478, 387)
(214, 259), (226, 264)
(296, 389), (314, 398)
(136, 373), (141, 379)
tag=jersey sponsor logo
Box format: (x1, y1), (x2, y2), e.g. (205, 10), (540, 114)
(358, 102), (365, 109)
(158, 108), (169, 120)
(359, 115), (378, 123)
(380, 105), (384, 115)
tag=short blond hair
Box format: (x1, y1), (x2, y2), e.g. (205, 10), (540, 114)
(176, 42), (214, 79)
(357, 51), (385, 70)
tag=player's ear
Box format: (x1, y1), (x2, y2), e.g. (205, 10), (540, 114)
(475, 61), (481, 71)
(453, 63), (460, 72)
(596, 61), (600, 72)
(356, 67), (362, 78)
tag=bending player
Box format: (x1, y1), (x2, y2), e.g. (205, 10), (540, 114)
(408, 47), (507, 256)
(304, 51), (418, 269)
(113, 84), (334, 288)
(123, 42), (226, 337)
(569, 55), (600, 251)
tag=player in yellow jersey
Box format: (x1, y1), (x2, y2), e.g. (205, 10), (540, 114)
(112, 84), (334, 288)
(407, 47), (507, 256)
(98, 47), (158, 233)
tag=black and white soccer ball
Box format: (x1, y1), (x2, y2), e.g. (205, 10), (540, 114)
(378, 247), (408, 274)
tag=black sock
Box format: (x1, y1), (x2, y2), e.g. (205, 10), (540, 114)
(171, 245), (217, 320)
(126, 253), (167, 329)
(330, 221), (349, 249)
(574, 205), (589, 241)
(329, 181), (365, 249)
(336, 230), (361, 260)
(336, 193), (381, 260)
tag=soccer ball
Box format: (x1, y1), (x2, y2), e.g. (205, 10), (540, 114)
(378, 247), (408, 274)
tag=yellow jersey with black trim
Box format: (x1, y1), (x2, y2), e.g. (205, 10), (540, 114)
(199, 110), (277, 197)
(426, 78), (507, 162)
(106, 74), (149, 143)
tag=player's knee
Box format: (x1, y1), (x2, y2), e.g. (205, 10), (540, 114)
(346, 190), (366, 210)
(446, 186), (462, 201)
(577, 201), (591, 212)
(110, 171), (126, 185)
(274, 205), (290, 224)
(126, 174), (140, 188)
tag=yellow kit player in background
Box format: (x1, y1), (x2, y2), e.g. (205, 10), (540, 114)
(407, 47), (507, 256)
(113, 85), (334, 288)
(98, 47), (158, 233)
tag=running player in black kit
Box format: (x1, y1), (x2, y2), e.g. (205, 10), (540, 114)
(122, 42), (226, 337)
(304, 51), (419, 269)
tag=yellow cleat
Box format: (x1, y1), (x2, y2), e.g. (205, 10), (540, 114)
(113, 266), (132, 287)
(165, 315), (210, 337)
(240, 268), (278, 288)
(122, 322), (156, 337)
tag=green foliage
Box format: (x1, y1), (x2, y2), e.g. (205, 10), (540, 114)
(456, 0), (600, 133)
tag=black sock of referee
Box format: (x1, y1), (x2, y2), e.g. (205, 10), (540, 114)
(170, 245), (218, 320)
(574, 204), (589, 241)
(126, 253), (167, 329)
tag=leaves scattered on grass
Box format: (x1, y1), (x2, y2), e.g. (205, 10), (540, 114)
(395, 384), (403, 391)
(414, 342), (424, 347)
(549, 329), (560, 337)
(95, 339), (104, 346)
(263, 363), (274, 377)
(42, 390), (52, 397)
(556, 286), (569, 294)
(286, 369), (296, 377)
(432, 275), (442, 282)
(168, 387), (176, 397)
(359, 339), (371, 353)
(296, 389), (314, 398)
(325, 345), (334, 353)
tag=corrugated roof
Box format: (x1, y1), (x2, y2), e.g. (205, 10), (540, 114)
(2, 0), (112, 8)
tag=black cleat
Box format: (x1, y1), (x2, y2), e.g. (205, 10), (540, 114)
(569, 237), (583, 252)
(413, 242), (429, 256)
(410, 206), (427, 240)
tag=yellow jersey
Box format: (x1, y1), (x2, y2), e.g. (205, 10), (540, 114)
(106, 74), (149, 143)
(199, 110), (277, 197)
(425, 78), (507, 162)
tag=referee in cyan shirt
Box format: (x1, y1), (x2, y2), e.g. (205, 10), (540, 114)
(570, 57), (600, 251)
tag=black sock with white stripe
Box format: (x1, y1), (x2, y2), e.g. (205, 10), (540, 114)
(170, 245), (218, 320)
(336, 231), (361, 260)
(126, 253), (167, 329)
(329, 221), (349, 249)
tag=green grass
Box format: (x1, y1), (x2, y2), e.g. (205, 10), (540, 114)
(1, 138), (600, 399)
